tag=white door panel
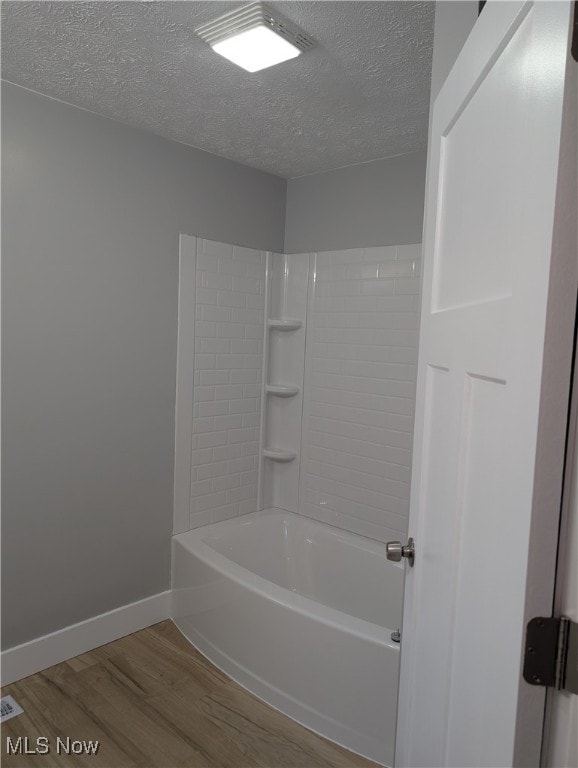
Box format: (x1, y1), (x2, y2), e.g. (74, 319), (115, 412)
(396, 2), (575, 766)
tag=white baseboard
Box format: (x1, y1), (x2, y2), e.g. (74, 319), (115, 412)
(1, 590), (171, 685)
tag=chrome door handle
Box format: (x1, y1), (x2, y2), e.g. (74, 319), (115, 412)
(386, 537), (415, 566)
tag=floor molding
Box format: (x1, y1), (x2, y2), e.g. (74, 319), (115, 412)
(1, 590), (171, 685)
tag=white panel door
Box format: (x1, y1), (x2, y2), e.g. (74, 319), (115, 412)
(396, 3), (575, 767)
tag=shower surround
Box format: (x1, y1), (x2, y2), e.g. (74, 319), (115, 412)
(174, 236), (421, 542)
(171, 235), (421, 765)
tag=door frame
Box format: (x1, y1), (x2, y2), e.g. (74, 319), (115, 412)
(541, 34), (578, 765)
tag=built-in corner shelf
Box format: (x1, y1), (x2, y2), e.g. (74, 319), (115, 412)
(268, 318), (302, 332)
(266, 384), (300, 398)
(259, 252), (310, 512)
(263, 448), (297, 463)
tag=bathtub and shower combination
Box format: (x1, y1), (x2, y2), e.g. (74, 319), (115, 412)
(171, 240), (420, 766)
(172, 509), (404, 766)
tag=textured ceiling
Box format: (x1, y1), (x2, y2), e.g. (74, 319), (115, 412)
(1, 1), (434, 178)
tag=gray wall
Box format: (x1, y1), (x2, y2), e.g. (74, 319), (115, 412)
(282, 1), (478, 257)
(284, 150), (427, 254)
(1, 82), (286, 649)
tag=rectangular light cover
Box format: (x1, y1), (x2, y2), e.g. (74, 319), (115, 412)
(212, 25), (300, 72)
(196, 3), (313, 74)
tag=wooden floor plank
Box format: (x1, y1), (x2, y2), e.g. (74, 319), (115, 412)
(199, 687), (375, 768)
(1, 620), (380, 768)
(144, 689), (262, 768)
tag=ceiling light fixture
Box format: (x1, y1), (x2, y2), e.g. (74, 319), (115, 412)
(195, 2), (314, 73)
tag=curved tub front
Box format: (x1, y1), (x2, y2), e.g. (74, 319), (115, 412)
(171, 509), (403, 766)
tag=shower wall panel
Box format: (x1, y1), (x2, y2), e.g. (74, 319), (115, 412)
(298, 244), (421, 542)
(189, 239), (266, 529)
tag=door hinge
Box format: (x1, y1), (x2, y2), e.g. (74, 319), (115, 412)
(523, 616), (578, 694)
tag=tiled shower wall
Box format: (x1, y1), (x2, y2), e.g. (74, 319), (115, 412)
(189, 239), (266, 529)
(298, 244), (421, 542)
(180, 239), (421, 542)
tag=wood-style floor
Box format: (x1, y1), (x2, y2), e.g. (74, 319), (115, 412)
(1, 620), (378, 768)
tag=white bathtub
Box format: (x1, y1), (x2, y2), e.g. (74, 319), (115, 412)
(171, 508), (403, 766)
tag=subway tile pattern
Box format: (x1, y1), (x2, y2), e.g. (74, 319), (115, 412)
(299, 244), (422, 542)
(190, 239), (266, 529)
